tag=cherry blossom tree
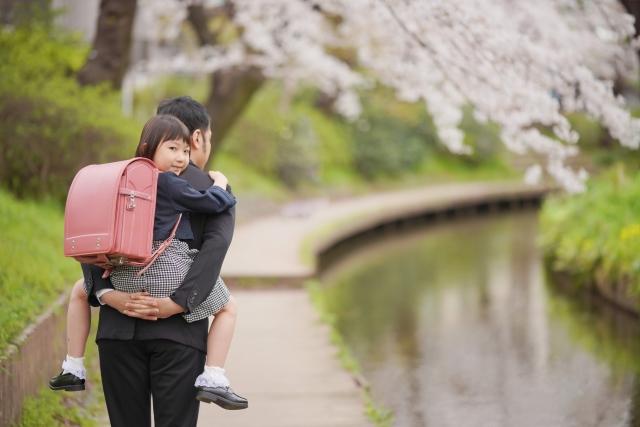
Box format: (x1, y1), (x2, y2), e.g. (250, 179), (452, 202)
(123, 0), (640, 191)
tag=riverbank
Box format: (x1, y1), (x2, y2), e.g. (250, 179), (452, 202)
(540, 168), (640, 316)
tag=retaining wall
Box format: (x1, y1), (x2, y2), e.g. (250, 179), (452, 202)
(0, 294), (68, 426)
(315, 186), (547, 271)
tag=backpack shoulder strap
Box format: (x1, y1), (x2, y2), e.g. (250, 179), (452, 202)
(134, 213), (183, 276)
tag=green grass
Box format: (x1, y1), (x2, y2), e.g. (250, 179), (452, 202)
(0, 190), (79, 353)
(306, 280), (394, 426)
(1, 189), (106, 427)
(0, 23), (141, 202)
(539, 164), (640, 292)
(207, 82), (514, 194)
(13, 388), (95, 427)
(12, 313), (105, 427)
(213, 152), (289, 200)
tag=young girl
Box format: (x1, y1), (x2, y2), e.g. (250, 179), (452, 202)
(49, 115), (247, 410)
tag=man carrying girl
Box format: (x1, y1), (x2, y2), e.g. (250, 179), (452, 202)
(50, 97), (245, 427)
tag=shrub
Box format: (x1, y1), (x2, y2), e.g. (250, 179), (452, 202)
(0, 22), (139, 202)
(275, 117), (320, 188)
(351, 90), (436, 178)
(540, 165), (640, 291)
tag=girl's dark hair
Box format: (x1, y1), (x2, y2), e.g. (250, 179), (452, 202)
(135, 115), (190, 160)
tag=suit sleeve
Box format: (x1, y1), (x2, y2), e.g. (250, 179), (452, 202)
(170, 187), (236, 312)
(82, 263), (113, 307)
(162, 173), (236, 214)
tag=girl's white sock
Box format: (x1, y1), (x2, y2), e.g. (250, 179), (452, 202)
(61, 355), (86, 379)
(194, 365), (230, 388)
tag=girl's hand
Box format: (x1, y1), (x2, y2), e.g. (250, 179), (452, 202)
(155, 297), (186, 318)
(208, 170), (229, 189)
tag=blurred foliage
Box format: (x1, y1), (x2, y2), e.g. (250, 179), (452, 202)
(221, 85), (322, 188)
(275, 116), (320, 187)
(131, 74), (210, 124)
(216, 83), (512, 192)
(349, 87), (435, 177)
(565, 111), (640, 171)
(351, 92), (505, 178)
(13, 387), (95, 427)
(540, 165), (640, 293)
(0, 190), (79, 354)
(0, 18), (139, 203)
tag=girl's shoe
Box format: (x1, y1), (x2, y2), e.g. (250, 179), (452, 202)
(49, 371), (85, 391)
(195, 385), (248, 410)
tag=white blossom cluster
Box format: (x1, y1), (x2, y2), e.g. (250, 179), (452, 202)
(135, 0), (188, 42)
(134, 0), (639, 192)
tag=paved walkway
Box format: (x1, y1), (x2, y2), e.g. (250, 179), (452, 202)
(221, 181), (546, 280)
(197, 289), (370, 426)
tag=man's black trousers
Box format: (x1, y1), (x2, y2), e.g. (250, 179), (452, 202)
(98, 339), (206, 427)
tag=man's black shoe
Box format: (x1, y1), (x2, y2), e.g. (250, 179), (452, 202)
(196, 386), (248, 410)
(49, 371), (85, 392)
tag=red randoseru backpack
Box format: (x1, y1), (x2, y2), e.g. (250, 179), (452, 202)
(64, 158), (179, 276)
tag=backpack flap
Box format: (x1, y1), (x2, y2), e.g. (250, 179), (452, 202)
(64, 158), (158, 265)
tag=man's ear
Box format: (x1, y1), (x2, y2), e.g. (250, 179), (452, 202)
(190, 129), (201, 150)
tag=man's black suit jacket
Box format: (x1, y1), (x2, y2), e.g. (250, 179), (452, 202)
(89, 163), (235, 353)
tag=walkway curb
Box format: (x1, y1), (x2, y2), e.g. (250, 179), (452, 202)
(222, 182), (549, 284)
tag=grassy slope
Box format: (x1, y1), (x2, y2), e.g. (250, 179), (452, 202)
(0, 190), (106, 426)
(540, 166), (640, 292)
(0, 190), (79, 352)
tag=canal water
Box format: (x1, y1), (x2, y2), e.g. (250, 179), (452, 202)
(318, 212), (640, 427)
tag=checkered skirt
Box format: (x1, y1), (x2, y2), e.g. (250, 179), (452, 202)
(109, 240), (230, 323)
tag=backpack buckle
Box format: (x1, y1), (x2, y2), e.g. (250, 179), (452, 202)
(127, 191), (136, 210)
(110, 256), (126, 266)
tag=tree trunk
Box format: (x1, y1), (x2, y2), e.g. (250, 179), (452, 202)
(187, 4), (265, 164)
(187, 4), (217, 46)
(77, 0), (137, 89)
(205, 67), (264, 155)
(620, 0), (640, 40)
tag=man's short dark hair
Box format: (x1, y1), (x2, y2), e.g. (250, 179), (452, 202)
(156, 96), (211, 135)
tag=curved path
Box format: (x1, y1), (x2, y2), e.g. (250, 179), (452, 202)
(197, 181), (547, 426)
(222, 181), (546, 281)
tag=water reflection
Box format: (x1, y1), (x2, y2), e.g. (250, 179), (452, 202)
(319, 212), (640, 427)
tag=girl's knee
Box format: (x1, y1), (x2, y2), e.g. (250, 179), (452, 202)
(70, 279), (88, 302)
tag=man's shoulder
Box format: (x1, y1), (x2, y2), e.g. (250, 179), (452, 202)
(180, 164), (213, 191)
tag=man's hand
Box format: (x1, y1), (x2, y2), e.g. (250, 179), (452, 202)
(101, 291), (160, 320)
(208, 170), (229, 189)
(126, 294), (185, 319)
(120, 292), (184, 320)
